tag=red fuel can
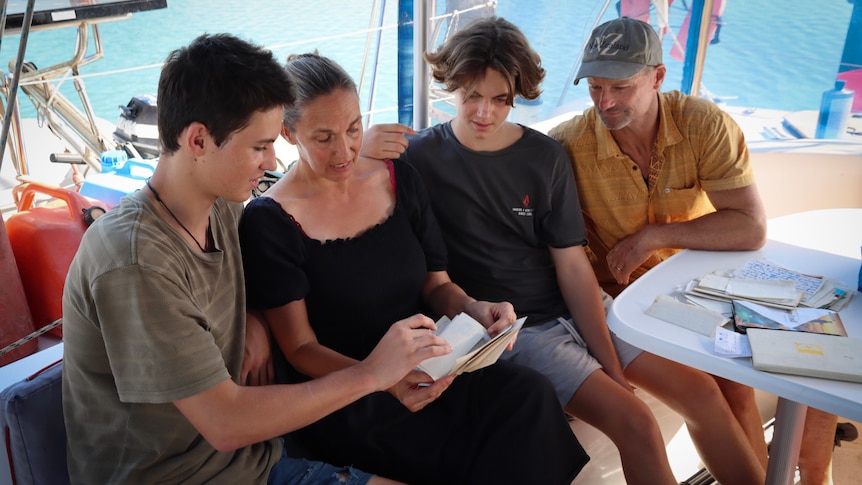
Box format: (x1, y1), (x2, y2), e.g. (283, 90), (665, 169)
(0, 218), (38, 366)
(6, 182), (101, 338)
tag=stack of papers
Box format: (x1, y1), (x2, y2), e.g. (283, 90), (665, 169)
(644, 258), (857, 371)
(732, 259), (853, 311)
(684, 259), (854, 312)
(688, 273), (802, 310)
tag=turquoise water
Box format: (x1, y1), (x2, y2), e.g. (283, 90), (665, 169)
(0, 0), (855, 125)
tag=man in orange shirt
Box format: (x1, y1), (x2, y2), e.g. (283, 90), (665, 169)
(549, 17), (841, 485)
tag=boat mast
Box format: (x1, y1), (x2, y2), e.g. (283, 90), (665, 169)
(412, 0), (431, 129)
(680, 0), (714, 96)
(397, 0), (431, 128)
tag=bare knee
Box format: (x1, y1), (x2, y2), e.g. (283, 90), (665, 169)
(567, 383), (662, 447)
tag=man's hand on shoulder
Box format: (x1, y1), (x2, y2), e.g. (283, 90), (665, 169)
(361, 123), (415, 160)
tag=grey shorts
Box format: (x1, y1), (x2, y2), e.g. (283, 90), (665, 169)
(500, 289), (643, 406)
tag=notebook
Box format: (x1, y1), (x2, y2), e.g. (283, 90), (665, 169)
(747, 328), (862, 383)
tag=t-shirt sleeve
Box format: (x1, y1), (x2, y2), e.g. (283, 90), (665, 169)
(540, 142), (588, 248)
(691, 101), (755, 192)
(239, 197), (310, 310)
(93, 265), (232, 403)
(393, 159), (448, 272)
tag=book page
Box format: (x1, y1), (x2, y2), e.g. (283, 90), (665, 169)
(732, 259), (824, 300)
(725, 278), (800, 303)
(450, 317), (527, 376)
(416, 313), (486, 380)
(714, 326), (752, 357)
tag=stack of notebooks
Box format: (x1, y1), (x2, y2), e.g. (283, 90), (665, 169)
(646, 258), (860, 383)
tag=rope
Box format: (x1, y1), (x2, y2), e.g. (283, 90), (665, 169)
(0, 318), (62, 358)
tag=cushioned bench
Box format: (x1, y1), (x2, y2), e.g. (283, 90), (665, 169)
(0, 359), (68, 485)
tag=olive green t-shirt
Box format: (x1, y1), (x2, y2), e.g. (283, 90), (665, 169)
(62, 190), (280, 484)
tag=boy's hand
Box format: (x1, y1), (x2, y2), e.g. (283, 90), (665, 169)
(361, 123), (415, 160)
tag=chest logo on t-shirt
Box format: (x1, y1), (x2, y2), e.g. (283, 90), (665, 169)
(511, 194), (534, 217)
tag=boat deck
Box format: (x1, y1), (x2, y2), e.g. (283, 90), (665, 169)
(570, 389), (862, 484)
(2, 117), (862, 484)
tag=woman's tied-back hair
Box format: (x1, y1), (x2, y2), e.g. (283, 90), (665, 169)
(158, 33), (294, 154)
(424, 16), (545, 106)
(282, 53), (357, 131)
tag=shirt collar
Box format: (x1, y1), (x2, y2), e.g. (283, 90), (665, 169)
(591, 91), (685, 159)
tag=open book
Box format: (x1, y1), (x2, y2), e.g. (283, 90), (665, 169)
(417, 313), (527, 381)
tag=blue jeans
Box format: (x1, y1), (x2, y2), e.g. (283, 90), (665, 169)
(268, 445), (374, 485)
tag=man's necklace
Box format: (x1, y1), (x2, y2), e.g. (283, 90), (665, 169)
(145, 179), (211, 252)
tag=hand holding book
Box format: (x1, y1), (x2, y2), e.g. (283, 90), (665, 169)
(417, 313), (527, 380)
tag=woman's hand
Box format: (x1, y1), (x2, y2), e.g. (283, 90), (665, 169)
(242, 311), (275, 386)
(465, 300), (519, 350)
(388, 370), (455, 412)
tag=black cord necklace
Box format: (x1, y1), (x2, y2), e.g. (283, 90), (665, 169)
(145, 179), (210, 252)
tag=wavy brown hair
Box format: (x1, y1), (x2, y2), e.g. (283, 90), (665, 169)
(424, 16), (545, 106)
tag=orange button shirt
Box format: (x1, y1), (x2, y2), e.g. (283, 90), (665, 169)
(550, 90), (755, 295)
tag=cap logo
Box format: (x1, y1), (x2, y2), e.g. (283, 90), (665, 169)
(589, 33), (629, 56)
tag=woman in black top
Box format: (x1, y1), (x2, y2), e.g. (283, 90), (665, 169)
(239, 53), (587, 485)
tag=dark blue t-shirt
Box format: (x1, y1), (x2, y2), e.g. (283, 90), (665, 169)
(401, 122), (586, 324)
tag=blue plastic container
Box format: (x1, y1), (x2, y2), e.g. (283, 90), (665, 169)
(99, 150), (128, 172)
(815, 80), (854, 139)
(79, 159), (157, 208)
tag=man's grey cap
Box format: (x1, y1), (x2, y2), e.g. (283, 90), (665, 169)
(574, 17), (663, 85)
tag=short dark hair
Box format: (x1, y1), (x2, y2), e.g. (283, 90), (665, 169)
(281, 53), (357, 131)
(157, 33), (294, 153)
(424, 16), (545, 106)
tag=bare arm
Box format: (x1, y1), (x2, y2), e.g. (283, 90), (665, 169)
(174, 314), (450, 452)
(608, 183), (767, 285)
(264, 298), (455, 413)
(264, 300), (360, 378)
(551, 245), (632, 391)
(422, 270), (517, 338)
(360, 123), (415, 160)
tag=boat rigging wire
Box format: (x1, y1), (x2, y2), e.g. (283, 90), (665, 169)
(0, 0), (35, 176)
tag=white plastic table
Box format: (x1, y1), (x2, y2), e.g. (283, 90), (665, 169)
(607, 208), (862, 485)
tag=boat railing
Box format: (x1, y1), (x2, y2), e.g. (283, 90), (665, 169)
(3, 21), (123, 175)
(0, 1), (168, 215)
